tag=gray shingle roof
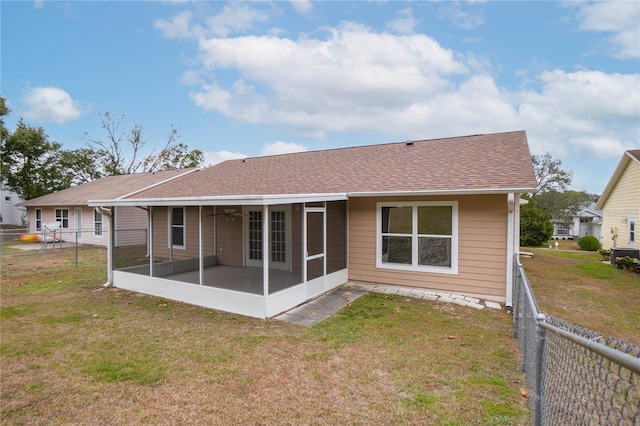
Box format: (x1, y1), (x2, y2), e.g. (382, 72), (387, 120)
(123, 131), (536, 201)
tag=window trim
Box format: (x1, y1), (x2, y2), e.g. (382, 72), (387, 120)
(169, 206), (186, 249)
(55, 208), (70, 229)
(376, 201), (458, 274)
(35, 208), (42, 231)
(94, 209), (103, 237)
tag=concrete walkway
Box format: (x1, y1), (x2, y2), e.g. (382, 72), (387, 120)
(274, 282), (503, 326)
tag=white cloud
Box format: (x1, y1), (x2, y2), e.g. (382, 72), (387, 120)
(576, 1), (640, 58)
(290, 0), (313, 15)
(261, 141), (307, 156)
(154, 11), (199, 39)
(22, 86), (85, 123)
(515, 70), (639, 158)
(175, 16), (637, 165)
(204, 150), (247, 166)
(438, 3), (484, 30)
(385, 8), (419, 35)
(155, 4), (270, 39)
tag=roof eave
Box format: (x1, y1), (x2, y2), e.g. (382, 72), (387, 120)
(89, 193), (349, 207)
(347, 187), (537, 197)
(595, 151), (637, 209)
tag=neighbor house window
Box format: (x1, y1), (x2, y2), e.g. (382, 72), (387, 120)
(55, 208), (69, 228)
(94, 209), (103, 236)
(377, 202), (458, 274)
(35, 209), (42, 230)
(556, 223), (570, 235)
(170, 207), (185, 248)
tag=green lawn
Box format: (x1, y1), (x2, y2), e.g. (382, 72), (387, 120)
(1, 246), (529, 425)
(520, 245), (640, 345)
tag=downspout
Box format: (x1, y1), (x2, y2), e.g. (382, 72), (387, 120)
(97, 206), (113, 288)
(505, 193), (515, 312)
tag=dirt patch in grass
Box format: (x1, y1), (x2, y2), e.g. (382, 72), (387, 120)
(520, 247), (640, 345)
(2, 247), (529, 425)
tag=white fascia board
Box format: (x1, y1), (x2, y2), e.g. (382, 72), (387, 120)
(347, 187), (537, 198)
(89, 193), (348, 207)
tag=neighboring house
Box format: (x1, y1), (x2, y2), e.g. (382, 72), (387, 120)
(596, 149), (640, 250)
(551, 202), (603, 242)
(0, 184), (26, 226)
(89, 131), (537, 319)
(18, 169), (196, 247)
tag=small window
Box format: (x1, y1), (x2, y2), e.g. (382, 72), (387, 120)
(5, 196), (10, 201)
(556, 223), (570, 235)
(94, 209), (103, 236)
(35, 209), (42, 231)
(55, 208), (69, 228)
(170, 207), (185, 248)
(378, 202), (458, 274)
(630, 220), (635, 243)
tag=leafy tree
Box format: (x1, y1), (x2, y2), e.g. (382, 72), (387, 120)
(532, 152), (572, 194)
(535, 189), (600, 221)
(0, 119), (67, 200)
(0, 96), (9, 144)
(520, 197), (554, 246)
(82, 112), (204, 176)
(59, 148), (103, 186)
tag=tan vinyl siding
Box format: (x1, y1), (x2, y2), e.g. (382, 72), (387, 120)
(291, 204), (303, 275)
(601, 161), (640, 250)
(152, 206), (216, 261)
(214, 205), (244, 266)
(113, 206), (147, 247)
(348, 195), (509, 299)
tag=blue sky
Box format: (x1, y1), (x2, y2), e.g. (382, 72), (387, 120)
(1, 1), (639, 195)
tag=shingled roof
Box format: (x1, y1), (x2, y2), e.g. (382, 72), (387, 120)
(94, 131), (536, 205)
(19, 169), (196, 207)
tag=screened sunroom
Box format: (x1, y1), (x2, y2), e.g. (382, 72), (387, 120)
(101, 197), (348, 318)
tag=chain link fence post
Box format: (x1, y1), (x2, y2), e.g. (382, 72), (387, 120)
(534, 313), (547, 426)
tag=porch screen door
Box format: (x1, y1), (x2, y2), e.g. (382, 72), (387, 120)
(246, 206), (290, 270)
(305, 208), (325, 281)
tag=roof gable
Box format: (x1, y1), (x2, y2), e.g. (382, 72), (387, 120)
(595, 150), (640, 209)
(19, 169), (196, 207)
(114, 131), (536, 204)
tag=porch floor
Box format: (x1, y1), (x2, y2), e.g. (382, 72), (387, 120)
(167, 265), (303, 295)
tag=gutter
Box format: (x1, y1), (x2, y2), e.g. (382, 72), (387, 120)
(96, 206), (114, 288)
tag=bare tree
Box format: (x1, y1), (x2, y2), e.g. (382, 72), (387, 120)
(82, 112), (204, 177)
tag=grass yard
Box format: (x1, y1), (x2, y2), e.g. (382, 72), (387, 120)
(1, 246), (529, 425)
(520, 242), (640, 345)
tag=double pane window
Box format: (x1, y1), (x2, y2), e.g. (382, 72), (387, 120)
(379, 202), (457, 273)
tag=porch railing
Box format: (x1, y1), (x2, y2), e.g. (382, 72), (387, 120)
(513, 255), (640, 425)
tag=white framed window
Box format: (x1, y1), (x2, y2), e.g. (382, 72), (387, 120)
(35, 209), (42, 230)
(556, 223), (570, 235)
(169, 207), (185, 249)
(376, 201), (458, 274)
(94, 209), (103, 236)
(55, 208), (69, 228)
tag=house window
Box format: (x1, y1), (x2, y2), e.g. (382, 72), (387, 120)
(5, 196), (10, 201)
(556, 223), (570, 235)
(94, 209), (103, 236)
(170, 207), (185, 248)
(630, 220), (635, 243)
(35, 209), (42, 230)
(55, 208), (69, 228)
(377, 202), (458, 274)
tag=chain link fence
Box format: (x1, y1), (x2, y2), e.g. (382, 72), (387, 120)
(514, 256), (640, 426)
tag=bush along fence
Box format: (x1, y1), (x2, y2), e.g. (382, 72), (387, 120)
(513, 257), (640, 426)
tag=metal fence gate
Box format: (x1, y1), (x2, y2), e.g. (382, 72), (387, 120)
(513, 256), (640, 425)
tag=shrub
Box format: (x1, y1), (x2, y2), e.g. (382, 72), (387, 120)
(597, 248), (611, 261)
(520, 199), (553, 246)
(578, 235), (601, 251)
(616, 256), (639, 272)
